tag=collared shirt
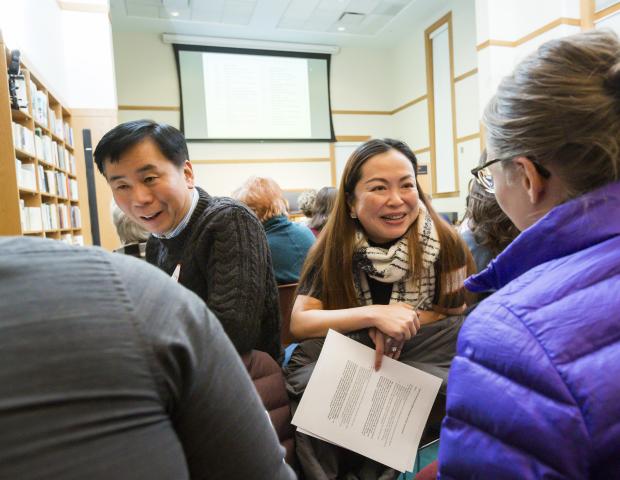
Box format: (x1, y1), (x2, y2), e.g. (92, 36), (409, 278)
(153, 188), (199, 240)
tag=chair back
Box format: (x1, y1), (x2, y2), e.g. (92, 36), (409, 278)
(242, 350), (297, 469)
(277, 283), (297, 346)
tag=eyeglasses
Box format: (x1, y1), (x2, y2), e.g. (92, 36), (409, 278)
(471, 156), (551, 194)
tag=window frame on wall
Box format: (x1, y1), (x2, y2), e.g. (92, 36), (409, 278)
(424, 12), (459, 199)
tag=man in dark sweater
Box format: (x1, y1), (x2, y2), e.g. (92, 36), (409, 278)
(94, 120), (282, 362)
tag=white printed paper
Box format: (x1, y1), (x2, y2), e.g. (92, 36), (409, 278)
(292, 330), (442, 472)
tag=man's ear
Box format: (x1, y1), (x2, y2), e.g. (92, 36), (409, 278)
(183, 160), (195, 188)
(514, 156), (546, 205)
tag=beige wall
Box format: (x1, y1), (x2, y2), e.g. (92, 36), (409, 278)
(112, 1), (480, 216)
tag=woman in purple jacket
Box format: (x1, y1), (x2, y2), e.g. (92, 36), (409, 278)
(438, 30), (620, 479)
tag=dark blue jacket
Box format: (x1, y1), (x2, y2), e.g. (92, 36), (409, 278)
(439, 181), (620, 479)
(264, 215), (315, 285)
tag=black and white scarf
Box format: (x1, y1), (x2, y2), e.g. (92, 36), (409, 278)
(352, 205), (440, 309)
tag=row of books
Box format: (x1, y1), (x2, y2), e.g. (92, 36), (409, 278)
(19, 201), (82, 232)
(38, 167), (79, 200)
(48, 113), (74, 146)
(28, 80), (74, 146)
(12, 122), (76, 174)
(60, 233), (84, 246)
(35, 130), (76, 173)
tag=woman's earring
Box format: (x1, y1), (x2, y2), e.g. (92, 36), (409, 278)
(350, 212), (357, 219)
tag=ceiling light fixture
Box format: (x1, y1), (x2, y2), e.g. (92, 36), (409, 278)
(337, 26), (346, 31)
(170, 11), (180, 17)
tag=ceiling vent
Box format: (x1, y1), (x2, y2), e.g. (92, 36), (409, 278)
(337, 11), (366, 26)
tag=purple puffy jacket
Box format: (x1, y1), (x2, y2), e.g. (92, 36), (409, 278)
(438, 181), (620, 479)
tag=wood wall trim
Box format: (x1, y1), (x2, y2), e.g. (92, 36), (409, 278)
(413, 147), (431, 155)
(454, 68), (478, 83)
(432, 191), (460, 199)
(456, 132), (480, 143)
(425, 12), (460, 198)
(118, 105), (181, 112)
(335, 135), (371, 142)
(72, 108), (118, 117)
(594, 1), (620, 20)
(476, 39), (513, 51)
(192, 157), (331, 165)
(477, 17), (581, 51)
(391, 94), (428, 115)
(329, 143), (337, 186)
(331, 109), (392, 115)
(56, 1), (109, 13)
(581, 0), (595, 29)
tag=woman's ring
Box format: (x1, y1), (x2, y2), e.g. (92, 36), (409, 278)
(391, 346), (398, 353)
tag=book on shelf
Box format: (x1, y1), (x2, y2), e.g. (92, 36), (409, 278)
(71, 206), (81, 229)
(19, 201), (43, 232)
(56, 171), (68, 198)
(68, 178), (79, 200)
(63, 122), (74, 147)
(11, 74), (28, 111)
(30, 81), (48, 127)
(16, 159), (37, 191)
(12, 121), (35, 155)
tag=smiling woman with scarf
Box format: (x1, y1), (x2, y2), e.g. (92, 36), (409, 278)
(285, 138), (475, 479)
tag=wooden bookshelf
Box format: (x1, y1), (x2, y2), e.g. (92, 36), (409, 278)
(0, 40), (84, 245)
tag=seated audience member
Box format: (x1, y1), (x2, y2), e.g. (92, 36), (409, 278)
(460, 152), (519, 273)
(0, 237), (295, 480)
(94, 120), (281, 362)
(307, 186), (337, 236)
(296, 189), (317, 224)
(286, 138), (474, 478)
(111, 200), (150, 259)
(233, 176), (315, 285)
(439, 30), (620, 479)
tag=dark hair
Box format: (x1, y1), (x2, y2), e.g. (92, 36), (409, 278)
(308, 186), (337, 231)
(94, 119), (189, 174)
(300, 138), (475, 310)
(484, 30), (620, 199)
(466, 182), (519, 257)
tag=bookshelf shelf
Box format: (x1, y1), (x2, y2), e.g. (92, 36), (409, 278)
(1, 40), (84, 245)
(12, 109), (31, 122)
(15, 147), (35, 159)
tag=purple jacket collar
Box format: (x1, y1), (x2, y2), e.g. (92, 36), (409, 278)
(466, 180), (620, 293)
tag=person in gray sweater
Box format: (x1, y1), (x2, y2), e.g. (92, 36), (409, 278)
(0, 236), (295, 480)
(94, 120), (282, 361)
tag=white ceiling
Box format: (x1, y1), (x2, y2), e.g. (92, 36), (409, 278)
(110, 0), (450, 47)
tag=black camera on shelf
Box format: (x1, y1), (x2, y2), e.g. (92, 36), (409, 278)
(8, 49), (26, 111)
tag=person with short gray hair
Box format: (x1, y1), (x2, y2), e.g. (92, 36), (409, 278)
(111, 200), (150, 258)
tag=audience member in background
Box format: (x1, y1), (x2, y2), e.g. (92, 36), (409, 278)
(439, 30), (620, 479)
(111, 200), (150, 259)
(233, 176), (315, 285)
(296, 189), (317, 224)
(307, 186), (337, 236)
(460, 152), (519, 273)
(94, 120), (281, 362)
(0, 237), (295, 480)
(286, 138), (474, 479)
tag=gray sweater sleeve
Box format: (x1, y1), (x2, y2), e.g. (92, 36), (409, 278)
(111, 256), (295, 480)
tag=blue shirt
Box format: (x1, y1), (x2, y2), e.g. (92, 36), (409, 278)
(263, 215), (315, 285)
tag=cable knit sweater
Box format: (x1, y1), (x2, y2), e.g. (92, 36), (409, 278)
(146, 187), (282, 362)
